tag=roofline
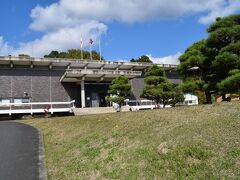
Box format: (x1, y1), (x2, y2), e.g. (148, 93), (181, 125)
(0, 56), (177, 70)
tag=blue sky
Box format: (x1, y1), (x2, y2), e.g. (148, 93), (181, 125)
(0, 0), (239, 64)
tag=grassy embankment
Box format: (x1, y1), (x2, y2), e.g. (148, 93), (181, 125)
(21, 102), (240, 179)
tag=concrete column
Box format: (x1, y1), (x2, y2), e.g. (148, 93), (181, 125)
(81, 80), (86, 108)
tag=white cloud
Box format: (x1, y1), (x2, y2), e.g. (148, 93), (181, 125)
(0, 0), (239, 57)
(198, 0), (240, 24)
(29, 0), (240, 32)
(0, 21), (107, 57)
(148, 52), (182, 65)
(0, 37), (13, 55)
(14, 21), (107, 57)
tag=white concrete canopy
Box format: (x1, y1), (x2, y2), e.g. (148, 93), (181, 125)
(0, 56), (177, 70)
(60, 69), (142, 82)
(0, 56), (178, 83)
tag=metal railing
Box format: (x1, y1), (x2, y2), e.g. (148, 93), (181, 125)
(0, 100), (75, 115)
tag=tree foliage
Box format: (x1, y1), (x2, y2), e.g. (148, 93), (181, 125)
(142, 65), (184, 108)
(44, 49), (103, 60)
(169, 86), (185, 107)
(130, 55), (153, 63)
(106, 76), (131, 110)
(18, 54), (31, 58)
(178, 14), (240, 103)
(179, 81), (198, 94)
(218, 70), (240, 94)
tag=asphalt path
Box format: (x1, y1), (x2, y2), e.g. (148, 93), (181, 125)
(0, 121), (39, 180)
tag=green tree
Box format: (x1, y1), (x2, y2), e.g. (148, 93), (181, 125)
(218, 70), (240, 95)
(169, 85), (185, 107)
(18, 54), (31, 58)
(207, 14), (240, 100)
(178, 14), (240, 103)
(106, 76), (131, 112)
(44, 51), (59, 58)
(142, 65), (184, 108)
(44, 49), (103, 60)
(131, 55), (152, 63)
(177, 40), (214, 103)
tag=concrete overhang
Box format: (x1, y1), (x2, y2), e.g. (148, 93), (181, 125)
(60, 69), (142, 82)
(0, 56), (177, 71)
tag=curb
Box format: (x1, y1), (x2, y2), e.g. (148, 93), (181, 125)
(38, 129), (48, 180)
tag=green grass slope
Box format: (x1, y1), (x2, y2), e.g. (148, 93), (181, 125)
(22, 102), (240, 179)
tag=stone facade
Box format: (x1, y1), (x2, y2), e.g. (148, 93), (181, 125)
(0, 68), (181, 107)
(0, 68), (74, 103)
(130, 71), (182, 100)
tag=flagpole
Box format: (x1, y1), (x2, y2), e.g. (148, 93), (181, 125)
(90, 42), (92, 60)
(81, 48), (83, 60)
(99, 39), (101, 61)
(89, 38), (93, 60)
(80, 37), (83, 60)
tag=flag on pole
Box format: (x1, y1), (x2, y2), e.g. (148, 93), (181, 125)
(89, 38), (93, 45)
(89, 38), (93, 60)
(80, 37), (83, 48)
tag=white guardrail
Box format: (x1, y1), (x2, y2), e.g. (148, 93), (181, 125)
(0, 100), (75, 115)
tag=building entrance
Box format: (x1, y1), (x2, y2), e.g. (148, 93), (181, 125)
(90, 92), (108, 107)
(85, 84), (109, 108)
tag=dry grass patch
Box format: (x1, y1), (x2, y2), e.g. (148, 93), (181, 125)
(20, 102), (240, 179)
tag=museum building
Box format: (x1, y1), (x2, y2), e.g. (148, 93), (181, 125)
(0, 56), (180, 115)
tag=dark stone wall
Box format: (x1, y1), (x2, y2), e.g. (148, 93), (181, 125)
(0, 68), (182, 106)
(0, 70), (11, 98)
(166, 71), (182, 84)
(11, 70), (31, 98)
(0, 69), (77, 104)
(130, 71), (182, 100)
(130, 78), (145, 100)
(31, 70), (50, 102)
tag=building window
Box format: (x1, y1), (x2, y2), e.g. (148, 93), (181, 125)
(22, 98), (30, 103)
(14, 98), (30, 104)
(0, 99), (11, 104)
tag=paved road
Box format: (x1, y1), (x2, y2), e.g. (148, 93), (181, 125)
(0, 121), (39, 180)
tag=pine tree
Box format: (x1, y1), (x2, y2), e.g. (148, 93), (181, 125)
(106, 76), (131, 111)
(142, 65), (184, 108)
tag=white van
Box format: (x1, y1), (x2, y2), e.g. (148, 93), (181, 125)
(125, 100), (155, 111)
(183, 94), (198, 105)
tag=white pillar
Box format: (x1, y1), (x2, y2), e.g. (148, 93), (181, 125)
(81, 80), (86, 108)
